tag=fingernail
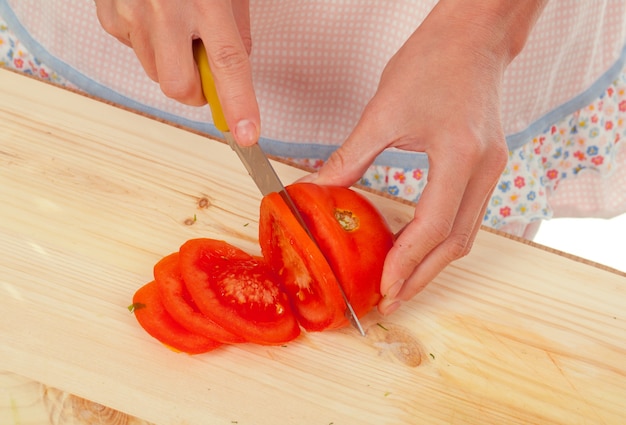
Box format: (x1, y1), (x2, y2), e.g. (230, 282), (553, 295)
(381, 300), (402, 316)
(234, 119), (259, 146)
(384, 279), (405, 300)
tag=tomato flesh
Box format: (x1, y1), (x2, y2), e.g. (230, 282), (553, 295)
(213, 257), (288, 322)
(179, 238), (300, 345)
(132, 281), (222, 354)
(154, 252), (245, 344)
(260, 197), (345, 331)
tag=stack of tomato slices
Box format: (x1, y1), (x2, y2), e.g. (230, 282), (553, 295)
(131, 183), (394, 354)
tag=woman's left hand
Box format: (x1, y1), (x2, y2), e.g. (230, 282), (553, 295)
(304, 0), (547, 314)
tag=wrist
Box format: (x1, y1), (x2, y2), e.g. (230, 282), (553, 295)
(431, 0), (548, 66)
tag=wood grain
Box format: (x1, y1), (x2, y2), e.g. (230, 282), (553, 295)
(1, 68), (626, 424)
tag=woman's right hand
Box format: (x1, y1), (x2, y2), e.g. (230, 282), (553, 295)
(95, 0), (260, 146)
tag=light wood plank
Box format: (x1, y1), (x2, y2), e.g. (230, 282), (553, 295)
(1, 68), (626, 424)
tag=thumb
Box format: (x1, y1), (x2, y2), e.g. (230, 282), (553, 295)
(302, 109), (385, 187)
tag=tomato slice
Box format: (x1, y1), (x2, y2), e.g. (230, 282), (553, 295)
(259, 183), (394, 331)
(178, 238), (301, 345)
(154, 252), (246, 344)
(132, 281), (222, 354)
(260, 193), (346, 331)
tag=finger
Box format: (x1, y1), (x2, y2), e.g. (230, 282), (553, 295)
(94, 2), (133, 47)
(150, 17), (206, 106)
(396, 147), (507, 298)
(378, 147), (507, 315)
(200, 3), (259, 146)
(127, 30), (159, 82)
(95, 1), (159, 80)
(303, 102), (389, 187)
(397, 181), (492, 300)
(378, 154), (469, 302)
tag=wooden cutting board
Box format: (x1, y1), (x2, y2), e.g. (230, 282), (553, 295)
(1, 68), (625, 425)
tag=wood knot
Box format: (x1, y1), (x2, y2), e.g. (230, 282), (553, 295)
(197, 197), (211, 209)
(366, 322), (425, 368)
(41, 385), (145, 425)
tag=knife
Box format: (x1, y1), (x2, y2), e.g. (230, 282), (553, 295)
(192, 41), (366, 336)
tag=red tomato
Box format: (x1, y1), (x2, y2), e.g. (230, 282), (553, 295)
(132, 281), (222, 354)
(178, 238), (301, 345)
(154, 252), (245, 344)
(259, 183), (394, 331)
(132, 183), (392, 350)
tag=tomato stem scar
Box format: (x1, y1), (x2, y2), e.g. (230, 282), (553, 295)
(334, 209), (359, 231)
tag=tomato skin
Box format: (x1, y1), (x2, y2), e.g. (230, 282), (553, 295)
(178, 238), (301, 345)
(154, 253), (245, 344)
(260, 194), (345, 331)
(259, 183), (394, 331)
(132, 281), (222, 354)
(287, 184), (393, 316)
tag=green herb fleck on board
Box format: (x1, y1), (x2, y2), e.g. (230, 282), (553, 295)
(128, 303), (146, 313)
(10, 397), (20, 425)
(429, 353), (435, 360)
(243, 222), (250, 227)
(377, 322), (388, 331)
(384, 391), (391, 397)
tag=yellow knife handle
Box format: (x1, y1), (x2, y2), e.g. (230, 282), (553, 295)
(193, 40), (229, 133)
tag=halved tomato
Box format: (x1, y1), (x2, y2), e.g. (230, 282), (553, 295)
(132, 281), (222, 354)
(154, 252), (245, 344)
(178, 238), (301, 345)
(259, 183), (394, 331)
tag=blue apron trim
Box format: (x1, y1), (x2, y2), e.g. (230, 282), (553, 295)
(505, 41), (626, 152)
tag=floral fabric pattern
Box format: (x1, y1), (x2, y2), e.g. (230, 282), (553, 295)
(0, 19), (68, 85)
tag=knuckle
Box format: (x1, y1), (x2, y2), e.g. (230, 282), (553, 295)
(318, 149), (351, 185)
(210, 43), (249, 73)
(443, 232), (473, 261)
(456, 134), (490, 166)
(96, 14), (114, 35)
(422, 217), (454, 246)
(325, 149), (349, 173)
(159, 78), (195, 102)
(456, 128), (508, 166)
(457, 137), (482, 160)
(96, 2), (136, 39)
(490, 140), (510, 171)
(419, 219), (474, 262)
(240, 34), (253, 55)
(95, 10), (120, 37)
